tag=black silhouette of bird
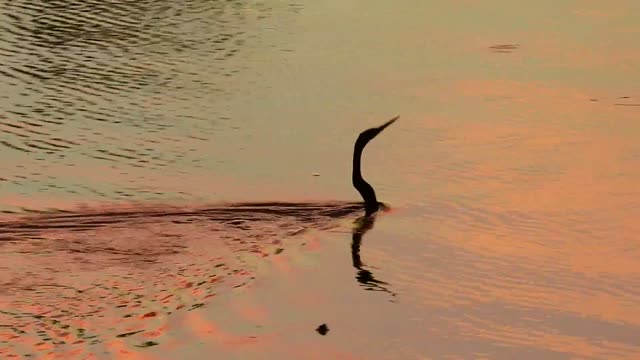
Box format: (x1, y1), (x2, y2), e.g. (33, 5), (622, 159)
(352, 116), (398, 216)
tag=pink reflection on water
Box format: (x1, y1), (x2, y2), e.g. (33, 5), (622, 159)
(0, 201), (362, 358)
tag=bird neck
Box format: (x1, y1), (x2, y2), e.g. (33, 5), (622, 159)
(350, 116), (397, 216)
(352, 144), (364, 181)
(352, 138), (379, 216)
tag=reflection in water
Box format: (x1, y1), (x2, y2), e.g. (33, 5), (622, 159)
(0, 201), (362, 358)
(3, 0), (639, 358)
(0, 111), (400, 355)
(346, 116), (398, 298)
(351, 214), (396, 299)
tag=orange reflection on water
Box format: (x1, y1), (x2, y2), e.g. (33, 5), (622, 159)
(353, 70), (640, 357)
(183, 310), (275, 350)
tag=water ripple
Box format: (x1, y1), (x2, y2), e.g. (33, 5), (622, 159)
(0, 0), (298, 211)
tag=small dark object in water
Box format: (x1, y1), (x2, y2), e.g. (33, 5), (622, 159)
(316, 323), (329, 335)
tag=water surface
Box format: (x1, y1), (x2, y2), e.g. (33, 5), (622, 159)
(2, 0), (640, 359)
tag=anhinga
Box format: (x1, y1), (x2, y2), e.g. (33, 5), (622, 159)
(352, 116), (398, 216)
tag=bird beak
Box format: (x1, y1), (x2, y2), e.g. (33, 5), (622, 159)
(377, 115), (399, 132)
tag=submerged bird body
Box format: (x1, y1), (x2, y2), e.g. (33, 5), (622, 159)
(352, 116), (398, 216)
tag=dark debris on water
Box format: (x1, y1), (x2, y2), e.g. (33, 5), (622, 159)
(316, 323), (329, 336)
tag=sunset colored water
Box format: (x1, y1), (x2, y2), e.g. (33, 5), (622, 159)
(2, 1), (639, 359)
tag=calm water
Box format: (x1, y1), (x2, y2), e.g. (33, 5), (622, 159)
(2, 0), (640, 359)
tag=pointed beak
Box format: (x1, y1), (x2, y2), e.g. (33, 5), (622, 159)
(377, 115), (399, 132)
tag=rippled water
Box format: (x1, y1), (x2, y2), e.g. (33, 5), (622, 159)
(1, 0), (302, 211)
(2, 0), (640, 359)
(0, 202), (363, 355)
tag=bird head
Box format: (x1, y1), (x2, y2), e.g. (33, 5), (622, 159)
(356, 115), (399, 147)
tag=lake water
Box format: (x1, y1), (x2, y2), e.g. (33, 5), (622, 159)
(1, 0), (639, 359)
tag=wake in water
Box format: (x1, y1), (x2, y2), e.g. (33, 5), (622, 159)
(0, 202), (363, 357)
(0, 117), (398, 358)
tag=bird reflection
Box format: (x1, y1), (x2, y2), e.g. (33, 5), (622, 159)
(348, 116), (398, 299)
(351, 214), (396, 299)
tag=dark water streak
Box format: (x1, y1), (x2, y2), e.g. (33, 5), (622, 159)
(0, 201), (363, 239)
